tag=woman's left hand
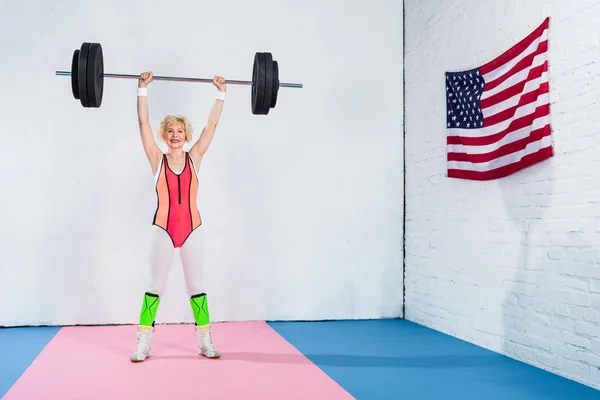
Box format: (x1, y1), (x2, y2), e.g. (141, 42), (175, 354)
(213, 75), (226, 92)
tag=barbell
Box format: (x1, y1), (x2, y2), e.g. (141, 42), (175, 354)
(55, 42), (302, 115)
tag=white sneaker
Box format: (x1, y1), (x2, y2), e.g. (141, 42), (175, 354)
(196, 326), (220, 358)
(130, 326), (154, 362)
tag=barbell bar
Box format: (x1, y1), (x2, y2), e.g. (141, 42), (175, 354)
(56, 42), (303, 115)
(55, 71), (300, 88)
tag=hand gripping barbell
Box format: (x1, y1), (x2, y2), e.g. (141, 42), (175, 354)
(56, 42), (302, 115)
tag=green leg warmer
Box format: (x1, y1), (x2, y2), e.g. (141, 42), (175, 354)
(139, 292), (161, 327)
(190, 293), (211, 328)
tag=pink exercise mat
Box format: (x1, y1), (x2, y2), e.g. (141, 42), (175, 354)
(3, 321), (353, 400)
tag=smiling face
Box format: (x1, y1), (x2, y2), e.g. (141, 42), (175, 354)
(158, 115), (193, 148)
(165, 122), (185, 149)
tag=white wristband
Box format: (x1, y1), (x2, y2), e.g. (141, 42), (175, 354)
(216, 91), (226, 101)
(137, 87), (148, 97)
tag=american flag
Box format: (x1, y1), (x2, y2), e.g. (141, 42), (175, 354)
(445, 17), (552, 180)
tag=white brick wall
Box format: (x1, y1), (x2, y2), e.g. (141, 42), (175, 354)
(405, 0), (600, 390)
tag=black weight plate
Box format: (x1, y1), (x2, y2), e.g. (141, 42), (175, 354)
(262, 53), (273, 115)
(78, 43), (90, 107)
(251, 54), (258, 113)
(251, 53), (266, 115)
(271, 60), (278, 108)
(71, 49), (80, 99)
(251, 53), (263, 114)
(86, 43), (104, 108)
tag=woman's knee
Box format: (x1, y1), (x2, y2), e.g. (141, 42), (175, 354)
(147, 226), (175, 297)
(185, 273), (204, 297)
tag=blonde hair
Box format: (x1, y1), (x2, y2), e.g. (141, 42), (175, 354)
(158, 115), (194, 142)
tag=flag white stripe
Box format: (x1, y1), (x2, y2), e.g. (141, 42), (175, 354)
(448, 92), (550, 138)
(447, 135), (553, 171)
(482, 71), (549, 117)
(480, 28), (548, 83)
(447, 115), (549, 155)
(480, 51), (548, 101)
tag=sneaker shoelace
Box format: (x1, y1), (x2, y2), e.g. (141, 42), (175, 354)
(136, 331), (151, 352)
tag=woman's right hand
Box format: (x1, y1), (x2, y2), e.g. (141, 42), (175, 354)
(139, 71), (153, 88)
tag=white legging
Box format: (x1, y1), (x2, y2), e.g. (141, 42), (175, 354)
(146, 225), (205, 297)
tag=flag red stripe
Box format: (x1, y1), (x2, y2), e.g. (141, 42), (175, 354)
(483, 82), (549, 126)
(447, 145), (553, 180)
(482, 40), (548, 91)
(480, 61), (548, 109)
(479, 17), (549, 75)
(447, 104), (550, 146)
(447, 124), (551, 162)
